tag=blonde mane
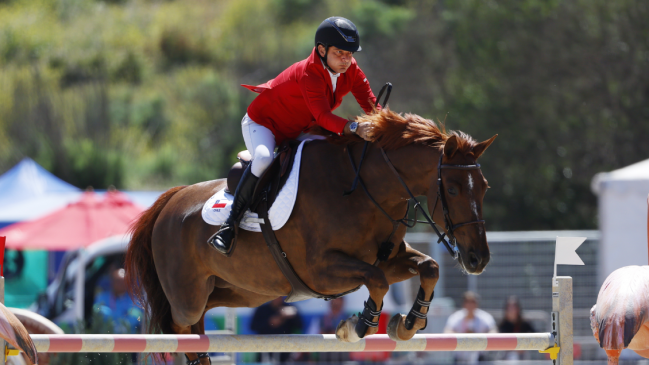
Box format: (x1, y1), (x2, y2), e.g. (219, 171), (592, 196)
(309, 109), (478, 154)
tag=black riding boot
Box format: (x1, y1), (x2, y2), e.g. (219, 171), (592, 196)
(208, 165), (258, 256)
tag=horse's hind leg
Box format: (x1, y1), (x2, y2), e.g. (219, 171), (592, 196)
(205, 286), (277, 309)
(378, 241), (439, 341)
(170, 285), (274, 365)
(171, 313), (210, 365)
(170, 309), (212, 365)
(162, 273), (214, 365)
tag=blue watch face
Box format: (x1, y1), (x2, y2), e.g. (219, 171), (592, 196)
(350, 122), (358, 132)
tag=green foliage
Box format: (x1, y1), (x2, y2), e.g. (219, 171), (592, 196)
(159, 28), (212, 67)
(271, 0), (320, 24)
(0, 0), (647, 229)
(351, 0), (415, 41)
(63, 138), (125, 188)
(113, 51), (142, 84)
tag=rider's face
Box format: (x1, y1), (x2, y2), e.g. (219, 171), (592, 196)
(318, 45), (353, 74)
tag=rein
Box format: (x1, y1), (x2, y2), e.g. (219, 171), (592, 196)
(345, 145), (484, 262)
(344, 82), (484, 262)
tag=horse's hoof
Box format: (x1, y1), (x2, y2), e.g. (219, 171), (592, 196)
(335, 314), (361, 343)
(387, 313), (406, 341)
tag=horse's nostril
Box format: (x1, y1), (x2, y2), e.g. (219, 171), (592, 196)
(469, 252), (480, 269)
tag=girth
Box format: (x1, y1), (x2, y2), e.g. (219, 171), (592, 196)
(258, 193), (361, 303)
(255, 145), (361, 302)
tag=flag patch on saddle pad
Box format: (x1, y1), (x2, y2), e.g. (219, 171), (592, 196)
(201, 140), (309, 232)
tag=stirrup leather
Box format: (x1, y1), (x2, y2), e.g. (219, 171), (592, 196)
(215, 221), (234, 235)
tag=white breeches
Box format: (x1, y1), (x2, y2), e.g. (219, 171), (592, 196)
(241, 114), (276, 177)
(241, 114), (327, 177)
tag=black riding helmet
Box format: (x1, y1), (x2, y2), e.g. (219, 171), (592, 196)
(315, 17), (361, 72)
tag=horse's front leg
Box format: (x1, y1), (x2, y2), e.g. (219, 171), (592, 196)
(378, 241), (439, 341)
(312, 252), (389, 343)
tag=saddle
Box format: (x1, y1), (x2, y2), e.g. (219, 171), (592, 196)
(226, 140), (359, 302)
(226, 141), (299, 210)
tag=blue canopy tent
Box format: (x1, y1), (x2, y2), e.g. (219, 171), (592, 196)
(0, 157), (80, 227)
(0, 158), (79, 307)
(0, 158), (164, 308)
(0, 158), (163, 227)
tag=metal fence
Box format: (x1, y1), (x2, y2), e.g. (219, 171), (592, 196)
(404, 230), (603, 362)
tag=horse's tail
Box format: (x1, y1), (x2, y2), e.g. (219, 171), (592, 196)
(125, 185), (187, 336)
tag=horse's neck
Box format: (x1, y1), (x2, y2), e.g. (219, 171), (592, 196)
(302, 141), (434, 206)
(361, 143), (437, 201)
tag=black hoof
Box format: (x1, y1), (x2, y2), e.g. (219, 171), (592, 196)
(185, 353), (211, 365)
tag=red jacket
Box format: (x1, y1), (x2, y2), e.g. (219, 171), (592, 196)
(243, 47), (378, 144)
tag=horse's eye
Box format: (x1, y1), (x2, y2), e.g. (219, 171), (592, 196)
(448, 187), (458, 196)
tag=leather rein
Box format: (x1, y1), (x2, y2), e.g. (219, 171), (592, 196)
(346, 145), (484, 262)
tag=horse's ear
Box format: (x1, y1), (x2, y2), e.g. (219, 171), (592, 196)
(444, 135), (459, 158)
(472, 134), (498, 159)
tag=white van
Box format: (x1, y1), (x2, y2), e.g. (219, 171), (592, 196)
(31, 235), (130, 325)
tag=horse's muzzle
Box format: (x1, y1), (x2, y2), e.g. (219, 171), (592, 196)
(462, 249), (490, 274)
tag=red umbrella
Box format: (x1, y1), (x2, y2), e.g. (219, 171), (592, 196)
(0, 191), (144, 250)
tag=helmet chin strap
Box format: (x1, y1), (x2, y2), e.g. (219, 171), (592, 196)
(317, 43), (337, 74)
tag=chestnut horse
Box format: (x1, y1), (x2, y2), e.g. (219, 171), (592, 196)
(125, 109), (496, 364)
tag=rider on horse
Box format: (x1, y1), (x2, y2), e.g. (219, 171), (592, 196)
(208, 16), (380, 256)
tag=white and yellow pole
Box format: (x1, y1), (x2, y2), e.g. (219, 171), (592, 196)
(0, 235), (6, 365)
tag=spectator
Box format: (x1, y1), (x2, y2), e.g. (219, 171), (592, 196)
(250, 297), (303, 363)
(93, 265), (142, 333)
(498, 296), (535, 360)
(318, 297), (347, 334)
(444, 291), (497, 364)
(309, 297), (349, 362)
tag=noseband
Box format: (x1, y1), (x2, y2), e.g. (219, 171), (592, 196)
(346, 145), (484, 261)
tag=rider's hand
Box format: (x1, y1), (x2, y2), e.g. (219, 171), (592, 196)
(344, 120), (375, 141)
(355, 122), (375, 142)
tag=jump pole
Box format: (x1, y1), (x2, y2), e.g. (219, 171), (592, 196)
(1, 236), (6, 365)
(8, 277), (572, 363)
(552, 276), (573, 365)
(0, 228), (571, 363)
(29, 333), (554, 353)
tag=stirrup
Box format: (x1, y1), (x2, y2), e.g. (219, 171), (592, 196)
(207, 221), (237, 256)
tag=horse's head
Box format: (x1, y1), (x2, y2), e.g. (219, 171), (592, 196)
(426, 133), (497, 274)
(318, 110), (498, 273)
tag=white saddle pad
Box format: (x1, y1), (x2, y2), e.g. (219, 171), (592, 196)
(201, 140), (308, 232)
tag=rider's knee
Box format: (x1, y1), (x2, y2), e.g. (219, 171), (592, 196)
(252, 148), (273, 176)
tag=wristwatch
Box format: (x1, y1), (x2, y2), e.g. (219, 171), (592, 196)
(349, 121), (359, 134)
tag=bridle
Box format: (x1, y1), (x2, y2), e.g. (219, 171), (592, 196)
(430, 150), (485, 259)
(346, 145), (485, 262)
(345, 82), (485, 262)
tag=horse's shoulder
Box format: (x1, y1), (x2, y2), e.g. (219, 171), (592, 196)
(301, 139), (343, 160)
